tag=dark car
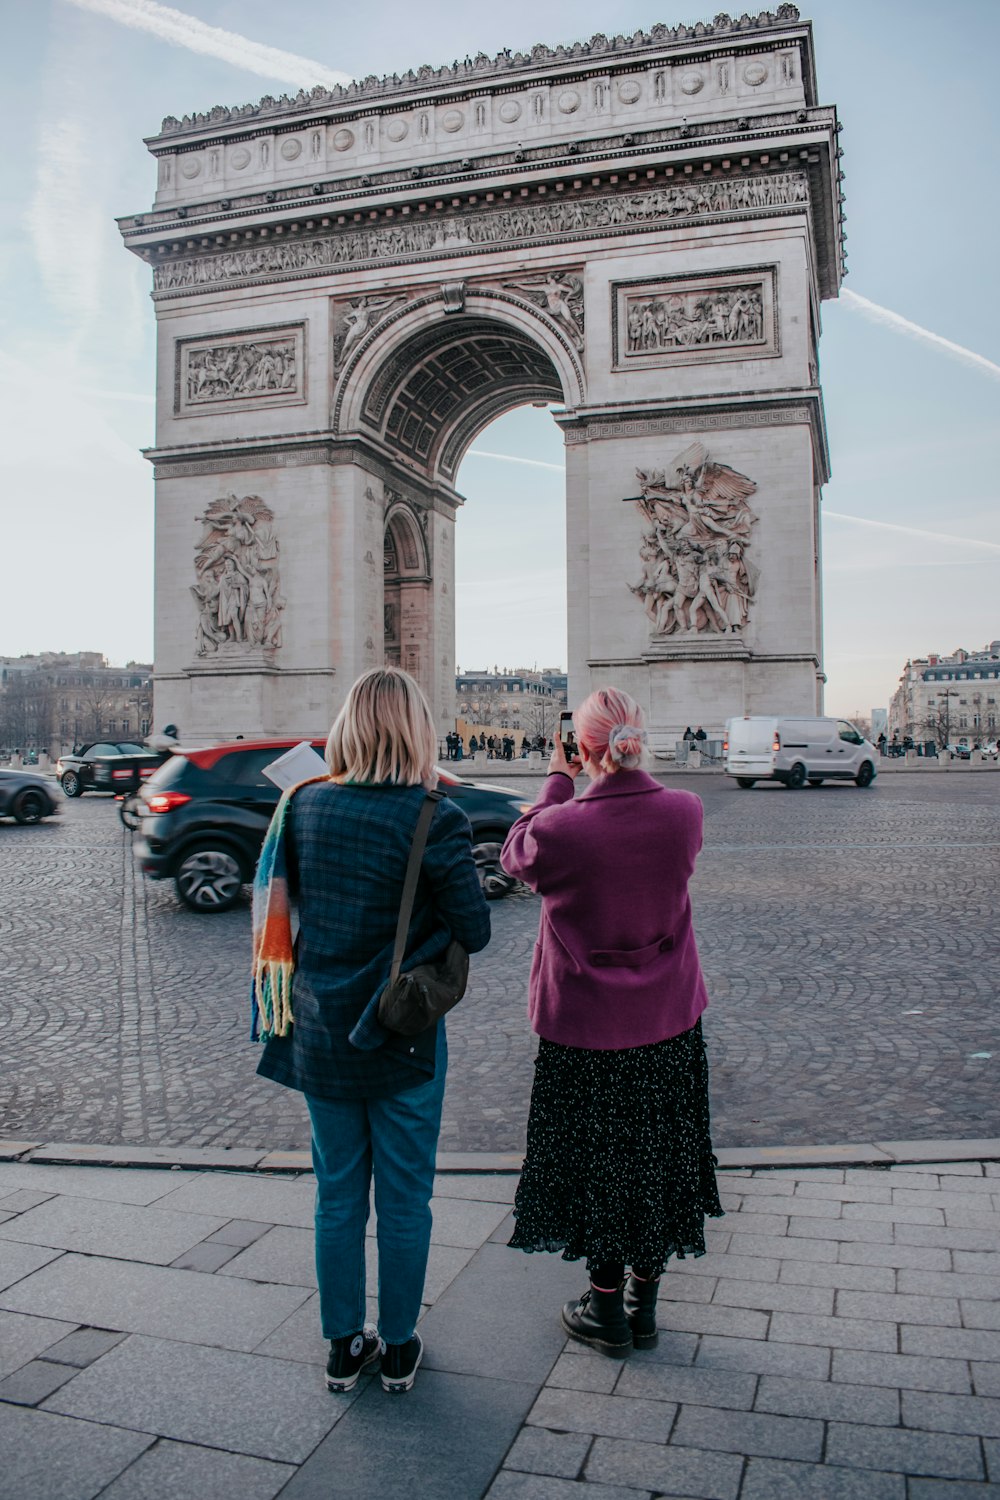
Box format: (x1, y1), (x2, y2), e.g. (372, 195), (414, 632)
(56, 742), (165, 798)
(0, 769), (60, 825)
(133, 738), (534, 912)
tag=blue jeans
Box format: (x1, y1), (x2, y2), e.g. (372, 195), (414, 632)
(304, 1028), (446, 1344)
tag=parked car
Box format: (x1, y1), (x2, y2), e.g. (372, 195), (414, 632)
(723, 715), (878, 789)
(56, 742), (165, 798)
(133, 738), (535, 912)
(0, 769), (60, 824)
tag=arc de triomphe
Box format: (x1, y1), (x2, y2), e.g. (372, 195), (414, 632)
(120, 5), (843, 745)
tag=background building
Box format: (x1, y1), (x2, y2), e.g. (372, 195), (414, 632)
(0, 654), (153, 756)
(888, 642), (1000, 746)
(455, 667), (567, 749)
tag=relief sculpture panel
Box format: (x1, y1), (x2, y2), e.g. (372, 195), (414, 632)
(191, 494), (285, 655)
(625, 443), (759, 637)
(175, 325), (305, 414)
(613, 268), (776, 368)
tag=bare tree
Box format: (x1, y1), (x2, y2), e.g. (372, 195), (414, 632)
(79, 676), (115, 740)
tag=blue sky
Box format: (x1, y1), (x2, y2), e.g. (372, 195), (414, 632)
(1, 0), (997, 715)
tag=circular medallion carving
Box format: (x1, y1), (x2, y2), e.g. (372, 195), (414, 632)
(180, 155), (202, 179)
(441, 109), (465, 132)
(498, 99), (522, 124)
(386, 118), (408, 142)
(280, 137), (302, 160)
(229, 147), (251, 170)
(679, 72), (705, 95)
(557, 90), (581, 114)
(617, 79), (642, 104)
(743, 62), (769, 86)
(332, 128), (355, 152)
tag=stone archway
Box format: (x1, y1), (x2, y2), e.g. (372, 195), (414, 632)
(124, 6), (843, 744)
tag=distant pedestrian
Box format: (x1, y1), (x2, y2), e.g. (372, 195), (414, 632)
(501, 687), (722, 1356)
(682, 726), (695, 742)
(469, 735), (479, 755)
(694, 726), (707, 743)
(252, 668), (491, 1395)
(145, 723), (180, 751)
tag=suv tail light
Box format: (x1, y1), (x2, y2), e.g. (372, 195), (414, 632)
(146, 791), (192, 814)
(722, 737), (728, 753)
(773, 734), (781, 752)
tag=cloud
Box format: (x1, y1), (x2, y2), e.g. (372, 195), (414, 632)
(842, 290), (1000, 383)
(466, 449), (565, 474)
(824, 510), (1000, 555)
(61, 0), (351, 88)
(26, 115), (107, 329)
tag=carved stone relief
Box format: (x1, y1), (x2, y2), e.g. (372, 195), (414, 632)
(191, 494), (285, 655)
(333, 294), (408, 366)
(625, 443), (759, 636)
(502, 270), (584, 350)
(153, 173), (808, 295)
(175, 325), (305, 414)
(613, 268), (777, 369)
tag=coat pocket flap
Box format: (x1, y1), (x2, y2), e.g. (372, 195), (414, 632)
(590, 934), (675, 969)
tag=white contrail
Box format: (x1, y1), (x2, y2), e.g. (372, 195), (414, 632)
(62, 0), (351, 89)
(841, 290), (1000, 384)
(467, 450), (564, 473)
(825, 510), (1000, 554)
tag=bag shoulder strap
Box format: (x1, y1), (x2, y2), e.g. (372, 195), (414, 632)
(388, 791), (443, 987)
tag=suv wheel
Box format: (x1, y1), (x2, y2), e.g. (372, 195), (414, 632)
(61, 770), (82, 797)
(175, 843), (245, 913)
(785, 762), (807, 790)
(13, 789), (47, 824)
(473, 838), (518, 900)
(855, 760), (876, 788)
(735, 777), (755, 789)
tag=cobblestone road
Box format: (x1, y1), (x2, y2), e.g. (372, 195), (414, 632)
(2, 774), (997, 1153)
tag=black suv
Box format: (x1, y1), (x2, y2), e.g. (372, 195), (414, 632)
(134, 739), (534, 912)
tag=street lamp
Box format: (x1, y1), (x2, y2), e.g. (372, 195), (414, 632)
(940, 688), (960, 750)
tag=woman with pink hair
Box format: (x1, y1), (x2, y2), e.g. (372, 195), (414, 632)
(501, 686), (722, 1356)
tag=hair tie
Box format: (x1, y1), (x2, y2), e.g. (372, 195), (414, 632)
(608, 723), (647, 764)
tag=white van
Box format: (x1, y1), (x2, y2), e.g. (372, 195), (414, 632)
(723, 716), (878, 789)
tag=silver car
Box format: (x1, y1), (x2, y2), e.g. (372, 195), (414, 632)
(0, 769), (60, 824)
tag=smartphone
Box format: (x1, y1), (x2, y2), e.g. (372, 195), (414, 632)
(559, 711), (578, 758)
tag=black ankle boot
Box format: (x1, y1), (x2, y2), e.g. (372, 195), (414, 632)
(561, 1283), (632, 1357)
(623, 1273), (660, 1349)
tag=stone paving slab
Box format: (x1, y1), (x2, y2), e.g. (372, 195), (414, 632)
(0, 1239), (64, 1294)
(97, 1440), (294, 1500)
(0, 1253), (311, 1351)
(0, 1403), (153, 1500)
(0, 1195), (227, 1265)
(45, 1334), (351, 1464)
(0, 1163), (196, 1206)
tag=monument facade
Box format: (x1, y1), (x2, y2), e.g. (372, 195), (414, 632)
(120, 6), (844, 745)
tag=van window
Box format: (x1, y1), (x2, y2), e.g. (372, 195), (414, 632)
(837, 721), (863, 745)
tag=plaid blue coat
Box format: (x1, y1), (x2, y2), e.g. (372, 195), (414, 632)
(256, 781), (491, 1100)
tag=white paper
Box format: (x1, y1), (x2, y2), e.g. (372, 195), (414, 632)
(261, 741), (329, 790)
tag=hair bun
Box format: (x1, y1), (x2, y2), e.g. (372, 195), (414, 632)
(608, 723), (646, 766)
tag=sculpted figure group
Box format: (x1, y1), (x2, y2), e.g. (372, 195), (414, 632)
(628, 443), (759, 636)
(625, 285), (763, 355)
(186, 339), (297, 403)
(191, 495), (285, 655)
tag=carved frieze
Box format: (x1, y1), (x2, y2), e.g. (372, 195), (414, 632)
(502, 270), (584, 350)
(613, 267), (777, 369)
(625, 443), (759, 637)
(191, 494), (285, 656)
(175, 325), (305, 414)
(333, 294), (409, 367)
(153, 172), (809, 296)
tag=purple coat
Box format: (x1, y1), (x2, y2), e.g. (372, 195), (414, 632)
(501, 769), (709, 1050)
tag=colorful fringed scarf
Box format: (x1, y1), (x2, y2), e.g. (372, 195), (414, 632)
(250, 775), (330, 1041)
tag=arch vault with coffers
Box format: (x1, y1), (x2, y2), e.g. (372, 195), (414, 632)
(122, 6), (843, 744)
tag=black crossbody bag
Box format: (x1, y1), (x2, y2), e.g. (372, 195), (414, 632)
(376, 791), (470, 1037)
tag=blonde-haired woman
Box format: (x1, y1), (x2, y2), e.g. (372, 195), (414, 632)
(256, 668), (490, 1393)
(501, 686), (722, 1355)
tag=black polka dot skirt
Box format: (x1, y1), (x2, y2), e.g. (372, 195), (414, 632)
(509, 1018), (723, 1274)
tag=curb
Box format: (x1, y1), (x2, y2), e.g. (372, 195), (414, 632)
(3, 1138), (999, 1176)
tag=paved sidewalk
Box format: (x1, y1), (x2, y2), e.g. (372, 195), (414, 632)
(1, 1151), (999, 1499)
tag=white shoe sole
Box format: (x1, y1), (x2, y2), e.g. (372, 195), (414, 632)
(326, 1348), (381, 1393)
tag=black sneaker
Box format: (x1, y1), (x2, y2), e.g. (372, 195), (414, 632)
(380, 1332), (423, 1393)
(326, 1325), (382, 1393)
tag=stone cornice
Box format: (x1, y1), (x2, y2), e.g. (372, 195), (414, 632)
(555, 388), (831, 483)
(150, 8), (811, 144)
